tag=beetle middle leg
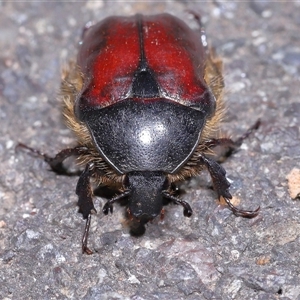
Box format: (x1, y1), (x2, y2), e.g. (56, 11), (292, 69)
(197, 154), (259, 218)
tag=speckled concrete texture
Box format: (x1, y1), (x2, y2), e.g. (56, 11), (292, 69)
(0, 1), (299, 299)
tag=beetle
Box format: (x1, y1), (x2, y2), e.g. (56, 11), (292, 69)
(19, 13), (259, 254)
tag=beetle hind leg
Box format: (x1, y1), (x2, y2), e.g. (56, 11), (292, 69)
(16, 143), (88, 175)
(228, 119), (261, 153)
(202, 119), (261, 162)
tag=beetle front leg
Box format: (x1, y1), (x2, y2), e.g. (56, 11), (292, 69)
(198, 154), (259, 218)
(16, 143), (88, 175)
(76, 163), (97, 254)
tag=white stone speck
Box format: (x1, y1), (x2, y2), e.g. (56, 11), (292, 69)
(128, 274), (140, 285)
(6, 140), (13, 149)
(26, 229), (39, 239)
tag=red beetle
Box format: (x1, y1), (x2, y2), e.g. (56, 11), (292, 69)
(19, 13), (259, 254)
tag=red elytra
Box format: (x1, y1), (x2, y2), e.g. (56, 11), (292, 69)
(77, 14), (207, 108)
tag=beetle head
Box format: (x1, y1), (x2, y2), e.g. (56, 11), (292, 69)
(125, 171), (168, 224)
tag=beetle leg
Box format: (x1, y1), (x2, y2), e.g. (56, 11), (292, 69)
(81, 21), (94, 41)
(45, 146), (88, 174)
(231, 119), (261, 147)
(187, 11), (208, 50)
(203, 120), (260, 152)
(76, 163), (96, 218)
(76, 163), (97, 254)
(82, 214), (93, 255)
(162, 191), (193, 217)
(202, 138), (238, 151)
(197, 154), (259, 218)
(102, 190), (131, 215)
(16, 143), (88, 175)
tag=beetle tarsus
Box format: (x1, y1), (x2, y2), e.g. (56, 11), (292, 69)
(82, 214), (93, 255)
(76, 164), (98, 254)
(187, 10), (208, 50)
(233, 119), (261, 148)
(16, 143), (47, 159)
(222, 197), (260, 218)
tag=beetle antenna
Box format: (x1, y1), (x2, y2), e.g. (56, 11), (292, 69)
(102, 190), (131, 215)
(162, 191), (193, 217)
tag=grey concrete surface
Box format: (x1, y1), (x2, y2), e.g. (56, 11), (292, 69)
(0, 1), (299, 299)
